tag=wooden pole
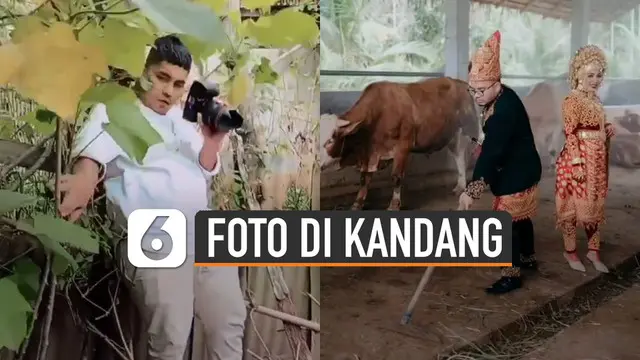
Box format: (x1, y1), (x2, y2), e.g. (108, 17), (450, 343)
(401, 267), (436, 325)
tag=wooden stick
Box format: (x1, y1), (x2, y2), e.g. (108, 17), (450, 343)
(246, 300), (320, 333)
(400, 267), (436, 325)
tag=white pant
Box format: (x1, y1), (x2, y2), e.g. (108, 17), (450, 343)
(120, 248), (246, 360)
(110, 203), (246, 360)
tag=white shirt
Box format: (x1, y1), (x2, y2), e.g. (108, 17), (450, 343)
(72, 100), (221, 255)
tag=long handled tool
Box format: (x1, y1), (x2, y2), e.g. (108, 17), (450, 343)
(402, 164), (495, 325)
(401, 190), (468, 325)
(400, 266), (436, 325)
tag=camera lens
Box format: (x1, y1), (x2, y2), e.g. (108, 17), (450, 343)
(216, 110), (244, 132)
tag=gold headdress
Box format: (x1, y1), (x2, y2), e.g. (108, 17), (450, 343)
(469, 30), (502, 83)
(569, 45), (607, 89)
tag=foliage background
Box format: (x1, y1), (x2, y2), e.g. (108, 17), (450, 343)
(320, 0), (640, 91)
(0, 0), (320, 359)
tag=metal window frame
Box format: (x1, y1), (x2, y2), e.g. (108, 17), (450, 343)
(319, 69), (639, 81)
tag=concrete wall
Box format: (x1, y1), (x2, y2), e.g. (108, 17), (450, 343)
(320, 79), (640, 203)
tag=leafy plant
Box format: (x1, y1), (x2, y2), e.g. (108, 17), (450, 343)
(283, 185), (311, 210)
(321, 0), (640, 91)
(0, 0), (319, 354)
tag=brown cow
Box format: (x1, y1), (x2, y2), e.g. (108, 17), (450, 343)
(321, 77), (479, 210)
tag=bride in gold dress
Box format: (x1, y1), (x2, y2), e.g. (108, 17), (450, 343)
(555, 45), (615, 273)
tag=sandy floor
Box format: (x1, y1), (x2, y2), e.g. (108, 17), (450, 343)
(319, 166), (640, 360)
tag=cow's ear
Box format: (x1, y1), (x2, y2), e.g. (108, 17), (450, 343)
(337, 119), (363, 136)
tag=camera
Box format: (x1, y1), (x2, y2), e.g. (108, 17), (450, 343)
(182, 80), (244, 132)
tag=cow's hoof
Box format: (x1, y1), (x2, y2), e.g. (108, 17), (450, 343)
(452, 185), (465, 194)
(387, 201), (401, 211)
(351, 202), (364, 210)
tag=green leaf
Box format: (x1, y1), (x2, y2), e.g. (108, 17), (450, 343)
(228, 10), (245, 38)
(14, 220), (79, 273)
(103, 91), (163, 162)
(253, 57), (279, 84)
(79, 19), (153, 77)
(193, 0), (228, 15)
(245, 8), (319, 48)
(18, 107), (57, 136)
(37, 236), (78, 271)
(32, 214), (100, 254)
(51, 254), (71, 276)
(103, 122), (148, 163)
(129, 0), (230, 49)
(80, 86), (164, 162)
(226, 66), (253, 107)
(177, 34), (219, 65)
(0, 278), (32, 313)
(0, 277), (32, 351)
(241, 0), (279, 11)
(10, 15), (48, 44)
(80, 83), (131, 106)
(0, 22), (110, 121)
(32, 3), (58, 23)
(12, 259), (41, 294)
(8, 259), (41, 303)
(78, 21), (104, 45)
(100, 19), (155, 76)
(108, 2), (158, 34)
(78, 82), (133, 118)
(103, 89), (157, 141)
(0, 311), (28, 351)
(0, 190), (39, 214)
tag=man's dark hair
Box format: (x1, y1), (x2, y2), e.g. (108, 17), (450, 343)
(144, 34), (192, 72)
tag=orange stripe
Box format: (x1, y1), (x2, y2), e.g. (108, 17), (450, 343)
(194, 263), (512, 267)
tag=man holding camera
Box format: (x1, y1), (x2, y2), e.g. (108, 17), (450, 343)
(58, 35), (246, 360)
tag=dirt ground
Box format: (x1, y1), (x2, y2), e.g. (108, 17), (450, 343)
(319, 167), (640, 360)
(523, 284), (640, 360)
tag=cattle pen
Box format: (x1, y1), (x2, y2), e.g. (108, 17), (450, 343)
(0, 0), (320, 356)
(320, 0), (640, 359)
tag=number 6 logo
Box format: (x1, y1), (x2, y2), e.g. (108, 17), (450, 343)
(127, 209), (187, 268)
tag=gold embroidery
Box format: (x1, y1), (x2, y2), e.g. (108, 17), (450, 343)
(568, 45), (607, 90)
(559, 220), (578, 252)
(492, 185), (539, 221)
(586, 222), (601, 251)
(556, 80), (609, 231)
(570, 157), (584, 165)
(577, 130), (606, 140)
(469, 31), (501, 83)
(501, 267), (521, 277)
(465, 178), (488, 200)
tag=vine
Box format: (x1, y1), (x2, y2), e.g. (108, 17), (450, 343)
(0, 0), (319, 355)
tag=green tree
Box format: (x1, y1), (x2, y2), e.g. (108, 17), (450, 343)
(0, 0), (319, 355)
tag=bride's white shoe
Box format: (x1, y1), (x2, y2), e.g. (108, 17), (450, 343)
(563, 252), (586, 272)
(586, 250), (609, 273)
